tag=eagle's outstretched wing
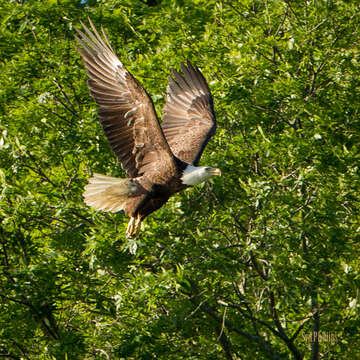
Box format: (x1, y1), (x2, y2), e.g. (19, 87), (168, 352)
(162, 61), (216, 165)
(75, 20), (175, 178)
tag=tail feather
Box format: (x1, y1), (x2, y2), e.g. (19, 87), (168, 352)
(83, 173), (137, 213)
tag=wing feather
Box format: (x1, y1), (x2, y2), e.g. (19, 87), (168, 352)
(75, 19), (176, 178)
(162, 61), (216, 165)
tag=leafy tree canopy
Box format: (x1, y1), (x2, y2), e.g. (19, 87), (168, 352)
(0, 0), (359, 359)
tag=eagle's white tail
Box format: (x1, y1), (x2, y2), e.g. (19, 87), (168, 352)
(83, 173), (137, 213)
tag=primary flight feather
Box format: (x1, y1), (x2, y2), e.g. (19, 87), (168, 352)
(75, 19), (220, 237)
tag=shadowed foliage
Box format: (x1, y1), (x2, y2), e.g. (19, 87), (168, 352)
(0, 0), (359, 359)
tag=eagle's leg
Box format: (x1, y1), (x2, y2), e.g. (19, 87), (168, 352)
(126, 217), (136, 238)
(134, 214), (142, 235)
(126, 215), (143, 238)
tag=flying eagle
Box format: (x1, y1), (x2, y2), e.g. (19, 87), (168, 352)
(75, 20), (220, 237)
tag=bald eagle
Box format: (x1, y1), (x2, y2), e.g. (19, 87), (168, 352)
(75, 20), (220, 237)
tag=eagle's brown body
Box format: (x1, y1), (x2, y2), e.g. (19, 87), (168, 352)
(125, 165), (187, 219)
(75, 19), (220, 236)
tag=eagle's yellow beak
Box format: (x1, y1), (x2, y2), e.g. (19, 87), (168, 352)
(210, 168), (222, 176)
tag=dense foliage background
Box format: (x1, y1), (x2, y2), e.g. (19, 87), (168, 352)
(1, 0), (359, 359)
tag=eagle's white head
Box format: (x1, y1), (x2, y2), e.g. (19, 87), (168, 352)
(181, 165), (221, 186)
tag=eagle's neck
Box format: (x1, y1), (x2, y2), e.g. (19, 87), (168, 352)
(181, 165), (211, 186)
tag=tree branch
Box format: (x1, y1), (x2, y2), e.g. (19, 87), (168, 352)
(268, 290), (303, 360)
(183, 284), (283, 360)
(310, 295), (320, 360)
